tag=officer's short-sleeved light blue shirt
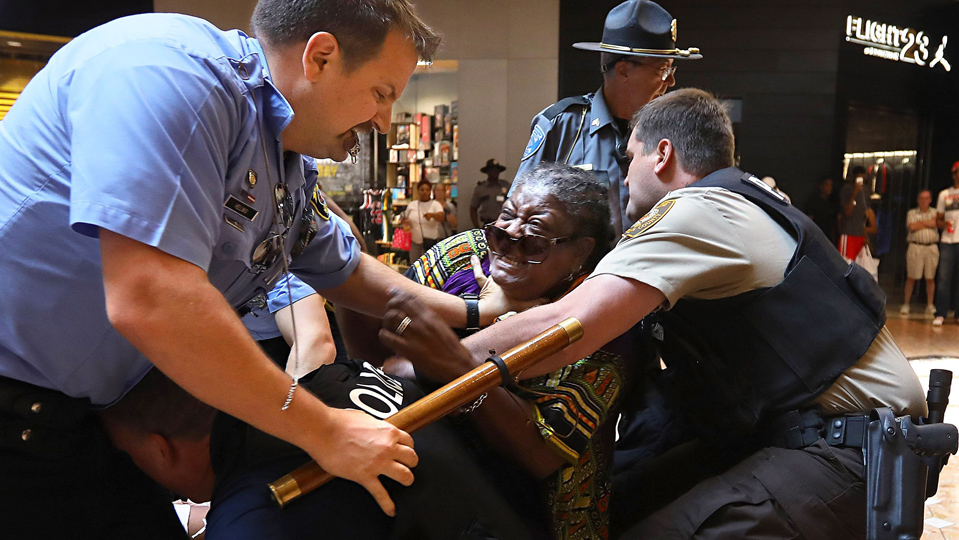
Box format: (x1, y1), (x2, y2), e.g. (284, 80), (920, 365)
(0, 14), (359, 405)
(243, 213), (357, 341)
(242, 307), (284, 342)
(240, 271), (320, 341)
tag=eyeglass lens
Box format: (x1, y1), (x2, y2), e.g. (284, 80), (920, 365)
(629, 60), (676, 81)
(484, 224), (555, 263)
(251, 234), (283, 271)
(274, 184), (294, 229)
(249, 182), (295, 277)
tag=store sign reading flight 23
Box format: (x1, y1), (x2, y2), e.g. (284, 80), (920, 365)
(845, 15), (951, 71)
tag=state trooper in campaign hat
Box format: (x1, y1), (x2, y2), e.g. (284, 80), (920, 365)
(480, 158), (507, 174)
(513, 0), (700, 237)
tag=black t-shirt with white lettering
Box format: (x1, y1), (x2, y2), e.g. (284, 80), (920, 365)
(207, 359), (537, 540)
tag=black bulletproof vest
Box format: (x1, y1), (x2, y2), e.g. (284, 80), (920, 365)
(643, 167), (886, 442)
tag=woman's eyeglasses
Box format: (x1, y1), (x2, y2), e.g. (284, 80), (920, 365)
(484, 223), (573, 264)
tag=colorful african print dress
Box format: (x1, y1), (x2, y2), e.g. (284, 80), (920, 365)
(408, 229), (631, 540)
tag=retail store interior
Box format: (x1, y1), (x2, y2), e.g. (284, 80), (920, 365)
(3, 0), (959, 538)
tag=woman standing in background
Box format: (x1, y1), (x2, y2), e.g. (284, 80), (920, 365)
(402, 180), (445, 261)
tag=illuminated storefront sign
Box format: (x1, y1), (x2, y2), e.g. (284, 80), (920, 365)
(845, 15), (951, 71)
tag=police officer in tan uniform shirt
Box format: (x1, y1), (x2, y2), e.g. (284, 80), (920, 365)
(385, 88), (926, 540)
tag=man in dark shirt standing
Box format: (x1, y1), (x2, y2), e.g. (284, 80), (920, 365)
(838, 166), (868, 262)
(803, 176), (838, 244)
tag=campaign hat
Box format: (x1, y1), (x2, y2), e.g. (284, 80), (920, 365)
(573, 0), (702, 60)
(481, 159), (506, 173)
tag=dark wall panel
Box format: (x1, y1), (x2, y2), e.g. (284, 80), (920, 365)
(559, 0), (959, 208)
(0, 0), (153, 37)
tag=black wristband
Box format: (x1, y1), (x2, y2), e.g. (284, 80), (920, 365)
(463, 294), (480, 331)
(486, 355), (521, 393)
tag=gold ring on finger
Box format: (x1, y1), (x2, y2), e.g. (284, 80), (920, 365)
(395, 316), (412, 336)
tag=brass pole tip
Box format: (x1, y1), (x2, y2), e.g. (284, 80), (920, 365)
(558, 317), (584, 343)
(268, 476), (302, 508)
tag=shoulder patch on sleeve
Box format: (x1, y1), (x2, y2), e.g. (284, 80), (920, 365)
(521, 123), (548, 161)
(310, 184), (331, 220)
(623, 199), (676, 238)
(522, 95), (590, 162)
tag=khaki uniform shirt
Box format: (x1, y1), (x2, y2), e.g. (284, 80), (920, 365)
(470, 179), (510, 224)
(590, 187), (926, 418)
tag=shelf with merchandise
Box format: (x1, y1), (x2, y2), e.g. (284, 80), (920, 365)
(384, 105), (458, 191)
(379, 103), (458, 258)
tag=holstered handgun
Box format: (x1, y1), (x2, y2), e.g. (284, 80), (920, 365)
(866, 369), (958, 540)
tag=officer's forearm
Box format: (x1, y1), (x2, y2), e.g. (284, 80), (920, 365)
(321, 253), (471, 327)
(461, 275), (665, 378)
(98, 230), (337, 452)
(468, 386), (566, 478)
(275, 294), (337, 376)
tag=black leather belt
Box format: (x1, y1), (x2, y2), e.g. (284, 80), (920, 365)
(909, 241), (937, 245)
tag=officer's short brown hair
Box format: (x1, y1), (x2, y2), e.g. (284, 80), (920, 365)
(631, 88), (734, 178)
(251, 0), (441, 71)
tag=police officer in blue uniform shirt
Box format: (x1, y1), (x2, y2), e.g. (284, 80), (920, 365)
(513, 0), (701, 236)
(0, 2), (519, 538)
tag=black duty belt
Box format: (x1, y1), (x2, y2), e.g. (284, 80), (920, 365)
(0, 375), (91, 459)
(762, 407), (869, 451)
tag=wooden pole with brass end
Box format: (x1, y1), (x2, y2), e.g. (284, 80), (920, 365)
(268, 317), (584, 507)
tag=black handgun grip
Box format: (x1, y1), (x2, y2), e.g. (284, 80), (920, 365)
(911, 423), (959, 456)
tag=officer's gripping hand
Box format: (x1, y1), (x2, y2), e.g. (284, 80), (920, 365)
(309, 407), (417, 516)
(379, 291), (478, 384)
